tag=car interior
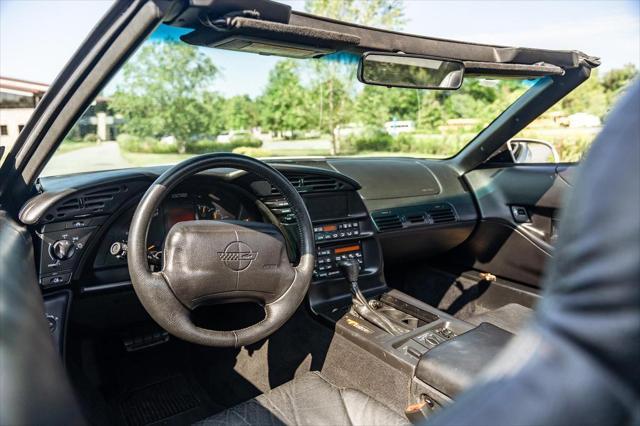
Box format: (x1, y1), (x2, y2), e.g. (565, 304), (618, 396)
(0, 1), (638, 425)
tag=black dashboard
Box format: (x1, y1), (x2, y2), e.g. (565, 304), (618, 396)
(20, 157), (478, 316)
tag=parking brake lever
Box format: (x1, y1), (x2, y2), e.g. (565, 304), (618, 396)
(338, 260), (409, 336)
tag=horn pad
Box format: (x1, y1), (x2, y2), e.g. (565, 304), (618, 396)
(162, 221), (295, 308)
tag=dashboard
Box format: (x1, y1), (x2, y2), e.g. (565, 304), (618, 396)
(20, 157), (478, 316)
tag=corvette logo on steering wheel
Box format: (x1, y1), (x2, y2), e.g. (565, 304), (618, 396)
(218, 241), (258, 271)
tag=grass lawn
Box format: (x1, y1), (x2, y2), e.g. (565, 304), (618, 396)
(56, 141), (97, 154)
(121, 151), (192, 167)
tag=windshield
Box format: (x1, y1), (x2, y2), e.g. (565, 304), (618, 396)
(41, 25), (535, 176)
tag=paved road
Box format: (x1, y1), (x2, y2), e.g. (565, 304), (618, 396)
(42, 142), (130, 176)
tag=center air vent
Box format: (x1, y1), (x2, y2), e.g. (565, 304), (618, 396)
(372, 213), (403, 232)
(270, 174), (345, 194)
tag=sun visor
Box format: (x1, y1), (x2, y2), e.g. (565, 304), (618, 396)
(181, 17), (361, 59)
(464, 61), (565, 78)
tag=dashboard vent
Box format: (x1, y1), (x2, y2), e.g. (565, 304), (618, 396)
(427, 205), (456, 224)
(372, 203), (457, 233)
(372, 214), (403, 232)
(56, 198), (81, 213)
(406, 212), (426, 224)
(302, 176), (344, 192)
(82, 186), (122, 210)
(53, 185), (127, 219)
(271, 174), (345, 194)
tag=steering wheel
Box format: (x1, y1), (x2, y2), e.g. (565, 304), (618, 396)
(127, 153), (315, 347)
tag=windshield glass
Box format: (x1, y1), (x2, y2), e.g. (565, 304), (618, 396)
(41, 25), (535, 176)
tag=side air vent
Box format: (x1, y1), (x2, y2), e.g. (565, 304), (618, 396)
(56, 198), (81, 213)
(372, 214), (403, 232)
(52, 185), (127, 219)
(427, 205), (456, 224)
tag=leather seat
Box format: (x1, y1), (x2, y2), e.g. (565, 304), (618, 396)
(196, 371), (409, 426)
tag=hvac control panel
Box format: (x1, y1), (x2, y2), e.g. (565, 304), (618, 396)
(314, 243), (364, 280)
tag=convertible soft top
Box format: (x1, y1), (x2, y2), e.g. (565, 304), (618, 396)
(155, 0), (600, 77)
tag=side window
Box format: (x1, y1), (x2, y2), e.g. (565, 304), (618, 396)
(508, 66), (637, 163)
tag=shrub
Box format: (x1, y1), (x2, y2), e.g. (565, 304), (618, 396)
(345, 128), (394, 152)
(185, 137), (262, 154)
(117, 134), (179, 153)
(118, 134), (263, 155)
(555, 135), (592, 162)
(391, 133), (415, 152)
(229, 133), (262, 147)
(232, 147), (273, 157)
(83, 133), (99, 143)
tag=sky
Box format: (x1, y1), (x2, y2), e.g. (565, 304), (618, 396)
(1, 0), (639, 98)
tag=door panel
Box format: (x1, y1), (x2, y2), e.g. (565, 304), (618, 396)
(452, 164), (577, 287)
(0, 211), (82, 424)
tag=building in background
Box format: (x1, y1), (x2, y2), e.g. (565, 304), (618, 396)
(1, 77), (122, 163)
(0, 76), (49, 157)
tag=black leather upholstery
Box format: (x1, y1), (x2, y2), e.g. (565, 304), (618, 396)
(0, 212), (84, 425)
(196, 372), (409, 426)
(467, 303), (532, 334)
(416, 323), (513, 397)
(425, 82), (640, 425)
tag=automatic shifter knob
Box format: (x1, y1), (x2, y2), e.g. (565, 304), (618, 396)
(338, 260), (360, 284)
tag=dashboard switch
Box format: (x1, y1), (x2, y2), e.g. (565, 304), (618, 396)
(109, 241), (128, 259)
(51, 239), (76, 260)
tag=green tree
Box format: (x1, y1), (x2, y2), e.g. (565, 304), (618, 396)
(601, 64), (638, 94)
(560, 69), (608, 118)
(305, 0), (405, 31)
(258, 60), (311, 136)
(222, 95), (258, 130)
(417, 91), (444, 131)
(305, 0), (406, 154)
(110, 41), (219, 152)
(355, 85), (391, 125)
(203, 92), (226, 136)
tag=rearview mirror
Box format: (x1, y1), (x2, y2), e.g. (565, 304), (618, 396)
(358, 52), (464, 90)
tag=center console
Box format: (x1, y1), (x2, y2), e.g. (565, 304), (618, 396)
(264, 189), (387, 316)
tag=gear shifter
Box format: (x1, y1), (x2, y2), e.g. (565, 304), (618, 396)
(338, 260), (409, 336)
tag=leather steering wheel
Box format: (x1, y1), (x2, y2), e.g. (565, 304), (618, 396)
(128, 153), (315, 347)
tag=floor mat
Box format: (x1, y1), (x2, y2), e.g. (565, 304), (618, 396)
(117, 375), (210, 426)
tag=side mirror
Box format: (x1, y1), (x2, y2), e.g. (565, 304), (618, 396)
(357, 52), (464, 90)
(507, 139), (560, 163)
